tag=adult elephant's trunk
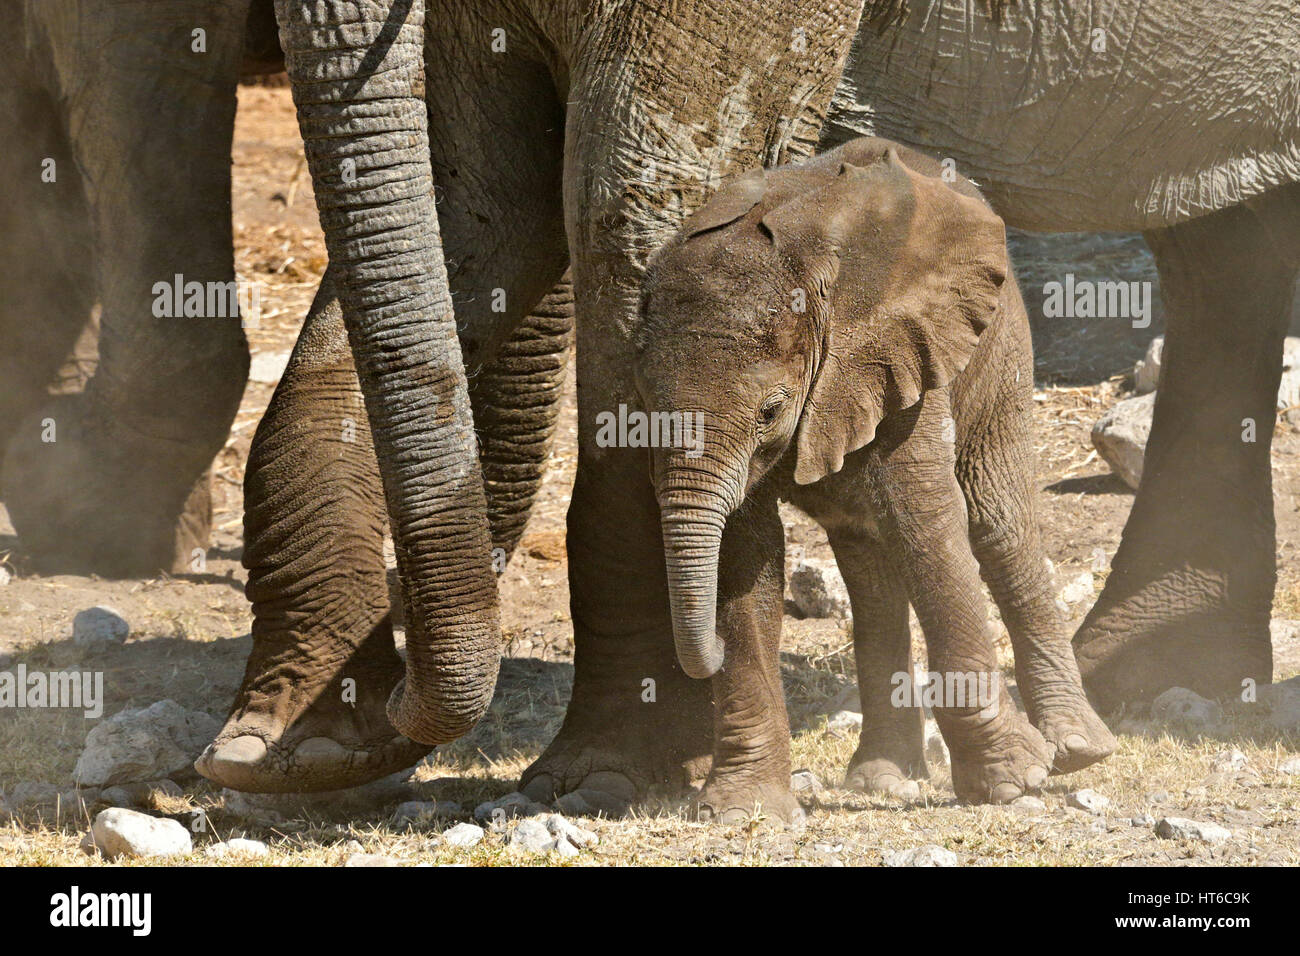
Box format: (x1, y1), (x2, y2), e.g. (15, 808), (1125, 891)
(275, 0), (500, 743)
(658, 483), (731, 680)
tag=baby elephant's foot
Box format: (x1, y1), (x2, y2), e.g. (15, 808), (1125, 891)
(945, 709), (1053, 805)
(693, 778), (805, 827)
(845, 747), (927, 800)
(1030, 693), (1117, 774)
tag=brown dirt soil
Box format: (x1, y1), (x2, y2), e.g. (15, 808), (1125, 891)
(1, 87), (1297, 866)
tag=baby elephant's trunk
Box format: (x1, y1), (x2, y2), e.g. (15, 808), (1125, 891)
(658, 480), (731, 679)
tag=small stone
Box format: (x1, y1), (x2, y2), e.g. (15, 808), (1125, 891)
(1258, 676), (1300, 729)
(204, 838), (269, 859)
(72, 606), (129, 645)
(788, 559), (851, 620)
(1155, 817), (1232, 844)
(74, 700), (221, 786)
(1091, 392), (1154, 490)
(1147, 790), (1171, 804)
(441, 822), (485, 848)
(1066, 789), (1110, 814)
(791, 770), (823, 794)
(0, 566), (11, 586)
(1057, 571), (1095, 606)
(88, 808), (192, 859)
(1131, 813), (1156, 827)
(826, 710), (863, 732)
(1150, 687), (1222, 730)
(508, 818), (556, 853)
(1210, 749), (1249, 773)
(1278, 756), (1300, 775)
(248, 350), (291, 384)
(552, 835), (580, 858)
(1010, 795), (1046, 811)
(544, 813), (597, 849)
(882, 844), (958, 867)
(1133, 336), (1163, 393)
(344, 852), (404, 867)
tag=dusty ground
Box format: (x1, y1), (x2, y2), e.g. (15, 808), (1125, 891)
(1, 87), (1298, 866)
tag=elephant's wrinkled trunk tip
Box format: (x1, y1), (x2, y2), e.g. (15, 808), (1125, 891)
(660, 495), (728, 679)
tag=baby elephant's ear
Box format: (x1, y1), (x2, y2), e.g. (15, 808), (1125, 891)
(764, 150), (1007, 484)
(681, 168), (767, 239)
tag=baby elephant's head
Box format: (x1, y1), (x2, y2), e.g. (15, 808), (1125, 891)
(634, 147), (1008, 678)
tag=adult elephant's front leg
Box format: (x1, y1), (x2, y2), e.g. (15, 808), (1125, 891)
(3, 1), (251, 576)
(520, 0), (864, 809)
(1075, 185), (1300, 711)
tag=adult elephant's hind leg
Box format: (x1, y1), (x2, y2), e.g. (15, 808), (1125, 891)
(198, 273), (429, 792)
(1075, 186), (1300, 712)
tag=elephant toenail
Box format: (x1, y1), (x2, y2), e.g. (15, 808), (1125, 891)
(1025, 766), (1048, 788)
(1064, 734), (1089, 751)
(293, 737), (348, 767)
(210, 734), (268, 768)
(579, 771), (637, 802)
(990, 782), (1021, 803)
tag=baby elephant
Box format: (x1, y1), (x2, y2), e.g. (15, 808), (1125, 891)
(634, 137), (1115, 820)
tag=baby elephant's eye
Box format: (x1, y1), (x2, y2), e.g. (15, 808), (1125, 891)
(758, 395), (785, 427)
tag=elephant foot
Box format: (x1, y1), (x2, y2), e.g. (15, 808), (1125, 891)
(2, 395), (215, 576)
(197, 630), (431, 793)
(1073, 582), (1273, 714)
(845, 756), (925, 801)
(944, 705), (1052, 805)
(1024, 691), (1117, 775)
(692, 778), (804, 827)
(520, 681), (713, 813)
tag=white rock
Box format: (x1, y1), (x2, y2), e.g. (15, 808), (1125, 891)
(1066, 789), (1110, 814)
(1057, 571), (1095, 606)
(1133, 336), (1164, 393)
(0, 566), (11, 586)
(791, 770), (823, 794)
(788, 559), (851, 620)
(72, 606), (129, 645)
(74, 700), (221, 786)
(826, 709), (863, 731)
(248, 350), (291, 384)
(1210, 749), (1249, 773)
(1131, 813), (1156, 827)
(1150, 687), (1222, 730)
(882, 844), (958, 867)
(441, 822), (485, 848)
(544, 813), (598, 849)
(1258, 676), (1300, 729)
(508, 818), (556, 853)
(204, 838), (269, 859)
(552, 835), (580, 858)
(88, 808), (191, 859)
(1010, 795), (1046, 811)
(1091, 392), (1154, 490)
(344, 852), (403, 867)
(1278, 756), (1300, 775)
(1155, 817), (1232, 844)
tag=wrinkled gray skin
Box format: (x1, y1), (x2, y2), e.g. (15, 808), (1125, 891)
(823, 0), (1300, 711)
(0, 0), (256, 575)
(636, 137), (1114, 815)
(199, 0), (868, 794)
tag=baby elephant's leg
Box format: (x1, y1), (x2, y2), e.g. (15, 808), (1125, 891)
(960, 370), (1116, 774)
(827, 528), (926, 799)
(694, 494), (802, 825)
(871, 395), (1052, 804)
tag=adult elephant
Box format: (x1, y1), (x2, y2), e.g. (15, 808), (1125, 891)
(0, 0), (278, 576)
(197, 0), (867, 796)
(822, 0), (1300, 712)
